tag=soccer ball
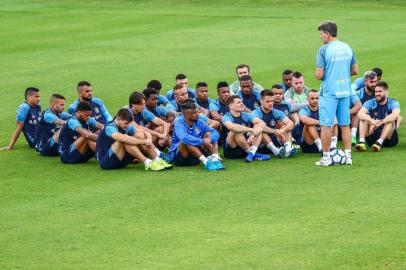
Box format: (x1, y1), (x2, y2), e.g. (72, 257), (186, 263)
(330, 149), (347, 165)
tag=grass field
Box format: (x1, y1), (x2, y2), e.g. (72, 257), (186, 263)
(1, 0), (406, 269)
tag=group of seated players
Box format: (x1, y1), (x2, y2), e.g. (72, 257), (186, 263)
(4, 64), (401, 171)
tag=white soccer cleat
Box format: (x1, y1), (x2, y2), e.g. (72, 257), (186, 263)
(345, 157), (352, 165)
(315, 157), (332, 166)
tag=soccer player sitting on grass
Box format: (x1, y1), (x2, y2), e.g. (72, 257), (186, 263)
(165, 73), (196, 101)
(3, 87), (41, 150)
(271, 84), (292, 118)
(351, 67), (382, 92)
(34, 94), (70, 156)
(280, 69), (293, 93)
(58, 101), (103, 164)
(194, 82), (214, 113)
(209, 81), (231, 122)
(221, 95), (270, 162)
(253, 90), (296, 158)
(147, 79), (169, 106)
(237, 75), (261, 112)
(355, 81), (400, 152)
(357, 71), (378, 104)
(169, 101), (224, 171)
(293, 90), (338, 153)
(96, 108), (171, 171)
(284, 71), (312, 125)
(143, 88), (175, 124)
(229, 64), (264, 95)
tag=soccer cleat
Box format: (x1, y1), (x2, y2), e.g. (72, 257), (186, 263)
(315, 157), (332, 166)
(245, 152), (255, 163)
(145, 160), (166, 171)
(159, 151), (172, 163)
(213, 160), (225, 170)
(254, 152), (271, 161)
(205, 160), (221, 171)
(345, 157), (353, 165)
(158, 158), (173, 170)
(288, 147), (298, 158)
(372, 143), (381, 152)
(278, 147), (285, 158)
(355, 142), (366, 152)
(351, 135), (357, 146)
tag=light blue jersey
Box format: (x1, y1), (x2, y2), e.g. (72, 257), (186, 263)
(351, 77), (364, 92)
(316, 40), (357, 97)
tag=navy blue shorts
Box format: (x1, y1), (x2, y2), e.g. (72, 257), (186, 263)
(172, 150), (200, 166)
(60, 144), (94, 164)
(38, 139), (59, 157)
(223, 143), (247, 159)
(291, 124), (303, 143)
(300, 141), (320, 153)
(366, 128), (398, 147)
(98, 148), (134, 170)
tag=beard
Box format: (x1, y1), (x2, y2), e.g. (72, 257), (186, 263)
(82, 96), (92, 102)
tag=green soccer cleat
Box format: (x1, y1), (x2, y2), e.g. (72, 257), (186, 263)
(145, 160), (166, 171)
(158, 158), (173, 170)
(351, 135), (357, 146)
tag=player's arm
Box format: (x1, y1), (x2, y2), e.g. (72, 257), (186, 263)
(278, 116), (294, 133)
(350, 101), (362, 115)
(198, 106), (209, 117)
(223, 121), (253, 133)
(251, 117), (266, 136)
(382, 108), (400, 124)
(357, 107), (375, 125)
(300, 115), (319, 126)
(315, 68), (324, 80)
(75, 126), (98, 141)
(151, 117), (170, 139)
(210, 110), (222, 122)
(207, 118), (220, 129)
(3, 122), (25, 150)
(350, 64), (358, 76)
(111, 132), (148, 145)
(174, 121), (204, 146)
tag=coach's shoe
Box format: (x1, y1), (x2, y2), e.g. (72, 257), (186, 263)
(158, 158), (173, 170)
(145, 160), (165, 171)
(159, 152), (172, 163)
(205, 160), (220, 171)
(355, 142), (367, 152)
(345, 156), (353, 165)
(372, 142), (382, 152)
(315, 157), (332, 166)
(254, 152), (271, 161)
(351, 135), (357, 146)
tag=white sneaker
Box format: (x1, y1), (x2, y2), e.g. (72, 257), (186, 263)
(345, 157), (352, 165)
(315, 157), (332, 166)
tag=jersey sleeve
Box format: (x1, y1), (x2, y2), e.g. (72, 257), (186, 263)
(16, 103), (29, 123)
(87, 117), (98, 127)
(94, 98), (113, 122)
(251, 108), (262, 119)
(165, 101), (177, 112)
(209, 101), (219, 112)
(67, 118), (81, 130)
(200, 121), (219, 143)
(350, 47), (357, 65)
(60, 112), (71, 120)
(67, 101), (78, 115)
(156, 106), (169, 117)
(221, 114), (233, 125)
(126, 125), (136, 136)
(299, 107), (310, 117)
(363, 100), (374, 111)
(242, 112), (255, 123)
(316, 46), (327, 68)
(142, 108), (157, 123)
(165, 90), (174, 100)
(389, 100), (400, 110)
(44, 111), (58, 123)
(273, 109), (286, 121)
(198, 114), (209, 123)
(157, 95), (169, 105)
(350, 95), (360, 106)
(173, 120), (204, 146)
(105, 125), (118, 137)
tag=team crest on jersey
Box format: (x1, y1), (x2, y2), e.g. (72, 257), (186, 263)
(94, 107), (100, 114)
(254, 102), (259, 108)
(270, 120), (276, 127)
(194, 128), (201, 134)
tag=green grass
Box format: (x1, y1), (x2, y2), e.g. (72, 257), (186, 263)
(1, 0), (406, 269)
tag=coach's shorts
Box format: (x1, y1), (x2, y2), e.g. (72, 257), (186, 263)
(98, 148), (134, 170)
(300, 141), (320, 153)
(172, 147), (207, 166)
(366, 127), (398, 147)
(319, 96), (350, 126)
(38, 138), (59, 157)
(60, 144), (94, 164)
(223, 143), (247, 159)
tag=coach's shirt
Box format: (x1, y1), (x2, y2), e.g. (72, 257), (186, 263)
(273, 102), (292, 117)
(252, 107), (286, 129)
(58, 116), (98, 154)
(316, 40), (357, 98)
(209, 99), (229, 116)
(357, 87), (375, 104)
(16, 102), (41, 147)
(96, 120), (136, 161)
(68, 98), (112, 125)
(299, 106), (320, 131)
(34, 109), (70, 152)
(363, 98), (400, 120)
(128, 108), (156, 127)
(165, 88), (196, 101)
(169, 115), (219, 158)
(236, 90), (261, 111)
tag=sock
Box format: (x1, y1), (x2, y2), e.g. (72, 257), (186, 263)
(153, 156), (160, 162)
(315, 138), (322, 151)
(377, 138), (383, 145)
(284, 141), (292, 153)
(351, 127), (357, 137)
(248, 146), (258, 155)
(267, 143), (279, 155)
(211, 153), (220, 161)
(359, 138), (365, 143)
(154, 148), (161, 156)
(344, 149), (352, 158)
(323, 151), (331, 160)
(143, 159), (152, 165)
(331, 136), (338, 148)
(199, 155), (208, 165)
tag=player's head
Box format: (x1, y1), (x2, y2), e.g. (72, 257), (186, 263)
(226, 95), (244, 113)
(50, 94), (66, 113)
(282, 69), (293, 88)
(147, 80), (162, 93)
(143, 87), (159, 109)
(239, 75), (253, 95)
(77, 81), (92, 101)
(75, 101), (93, 121)
(196, 82), (208, 101)
(217, 81), (231, 103)
(372, 67), (383, 80)
(175, 73), (189, 89)
(129, 91), (146, 113)
(292, 71), (305, 92)
(307, 89), (319, 108)
(181, 99), (199, 122)
(260, 90), (274, 112)
(235, 64), (250, 79)
(374, 81), (389, 103)
(318, 21), (337, 44)
(364, 71), (378, 92)
(271, 84), (284, 104)
(115, 108), (134, 130)
(24, 87), (40, 105)
(173, 83), (188, 104)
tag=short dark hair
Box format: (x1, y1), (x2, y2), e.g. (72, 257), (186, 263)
(77, 81), (91, 88)
(271, 84), (283, 90)
(76, 101), (92, 112)
(50, 94), (65, 103)
(24, 87), (39, 100)
(364, 71), (377, 80)
(173, 83), (184, 91)
(175, 73), (187, 80)
(217, 81), (229, 90)
(282, 69), (293, 76)
(116, 108), (133, 122)
(226, 95), (241, 108)
(260, 90), (274, 99)
(196, 82), (208, 89)
(372, 67), (383, 77)
(129, 91), (146, 106)
(292, 71), (303, 79)
(318, 21), (337, 37)
(147, 80), (162, 91)
(375, 81), (388, 90)
(236, 64), (250, 72)
(143, 88), (158, 99)
(180, 99), (197, 112)
(239, 75), (252, 82)
(308, 89), (319, 94)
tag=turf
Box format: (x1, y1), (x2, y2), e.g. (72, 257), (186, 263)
(0, 0), (405, 269)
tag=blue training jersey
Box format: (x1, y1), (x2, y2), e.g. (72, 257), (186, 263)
(157, 94), (169, 106)
(209, 99), (229, 116)
(34, 109), (70, 151)
(148, 106), (170, 118)
(357, 87), (375, 104)
(165, 88), (196, 101)
(68, 98), (112, 125)
(316, 40), (357, 98)
(16, 102), (41, 147)
(350, 94), (361, 109)
(128, 108), (156, 126)
(351, 76), (364, 92)
(236, 90), (261, 111)
(252, 107), (286, 129)
(195, 97), (214, 110)
(96, 120), (136, 160)
(273, 102), (292, 117)
(299, 106), (320, 131)
(363, 98), (400, 120)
